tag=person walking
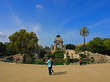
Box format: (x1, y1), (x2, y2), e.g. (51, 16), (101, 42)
(50, 58), (54, 73)
(80, 58), (82, 65)
(16, 57), (20, 64)
(45, 57), (52, 75)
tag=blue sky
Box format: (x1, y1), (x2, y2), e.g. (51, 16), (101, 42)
(0, 0), (110, 47)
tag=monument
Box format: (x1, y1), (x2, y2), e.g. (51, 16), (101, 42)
(51, 35), (66, 53)
(51, 35), (79, 59)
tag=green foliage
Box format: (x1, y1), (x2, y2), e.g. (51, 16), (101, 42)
(75, 37), (110, 55)
(80, 26), (89, 53)
(0, 42), (6, 56)
(79, 54), (86, 58)
(91, 57), (94, 59)
(66, 44), (76, 50)
(56, 48), (60, 52)
(66, 56), (70, 62)
(48, 53), (54, 58)
(82, 61), (87, 64)
(42, 58), (46, 62)
(39, 49), (46, 58)
(103, 38), (110, 55)
(80, 26), (89, 37)
(38, 45), (48, 58)
(8, 29), (39, 57)
(91, 57), (95, 62)
(87, 37), (105, 54)
(44, 46), (50, 54)
(48, 51), (64, 58)
(79, 45), (88, 52)
(5, 43), (17, 56)
(54, 51), (64, 58)
(52, 59), (65, 65)
(35, 59), (46, 65)
(70, 59), (79, 63)
(75, 47), (81, 54)
(66, 62), (70, 65)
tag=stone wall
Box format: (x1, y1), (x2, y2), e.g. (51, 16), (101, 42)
(64, 49), (79, 59)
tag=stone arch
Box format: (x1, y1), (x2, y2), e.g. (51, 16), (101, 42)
(51, 35), (64, 53)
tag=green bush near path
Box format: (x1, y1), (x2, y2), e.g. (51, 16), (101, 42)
(52, 58), (65, 65)
(48, 51), (64, 58)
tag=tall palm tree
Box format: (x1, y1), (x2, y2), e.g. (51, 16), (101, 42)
(80, 26), (89, 54)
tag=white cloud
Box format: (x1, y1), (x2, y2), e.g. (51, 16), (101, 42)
(32, 25), (40, 33)
(26, 24), (40, 33)
(0, 32), (6, 37)
(0, 32), (9, 43)
(88, 18), (110, 28)
(36, 4), (43, 9)
(26, 24), (41, 39)
(0, 32), (4, 35)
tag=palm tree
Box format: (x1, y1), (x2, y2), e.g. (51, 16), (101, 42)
(80, 26), (89, 54)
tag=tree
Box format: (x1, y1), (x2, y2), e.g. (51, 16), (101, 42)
(9, 29), (39, 59)
(0, 42), (6, 57)
(87, 37), (105, 54)
(103, 38), (110, 55)
(39, 49), (46, 58)
(5, 43), (17, 56)
(44, 46), (50, 54)
(66, 44), (75, 50)
(75, 46), (81, 54)
(80, 26), (89, 54)
(37, 45), (46, 58)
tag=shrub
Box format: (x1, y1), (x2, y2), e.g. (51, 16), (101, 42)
(35, 59), (46, 65)
(66, 56), (70, 63)
(48, 51), (64, 58)
(52, 58), (65, 65)
(91, 57), (95, 62)
(79, 54), (86, 58)
(70, 59), (79, 63)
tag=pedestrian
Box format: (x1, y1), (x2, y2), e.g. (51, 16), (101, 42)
(45, 57), (52, 75)
(80, 58), (82, 65)
(16, 57), (20, 64)
(4, 57), (7, 63)
(50, 58), (54, 73)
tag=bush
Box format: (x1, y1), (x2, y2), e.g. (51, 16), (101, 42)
(48, 51), (64, 58)
(79, 54), (86, 58)
(91, 57), (95, 62)
(66, 56), (70, 63)
(35, 59), (46, 65)
(23, 58), (35, 64)
(52, 58), (65, 65)
(70, 59), (79, 63)
(82, 61), (87, 64)
(66, 62), (70, 65)
(42, 58), (46, 62)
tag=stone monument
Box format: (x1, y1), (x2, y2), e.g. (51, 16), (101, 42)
(51, 35), (65, 53)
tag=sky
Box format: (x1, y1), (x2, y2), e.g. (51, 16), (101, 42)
(0, 0), (110, 47)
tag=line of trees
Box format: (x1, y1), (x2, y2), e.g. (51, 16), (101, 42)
(0, 29), (51, 60)
(75, 37), (110, 55)
(0, 28), (110, 59)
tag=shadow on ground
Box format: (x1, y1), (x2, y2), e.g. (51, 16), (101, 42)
(53, 71), (67, 75)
